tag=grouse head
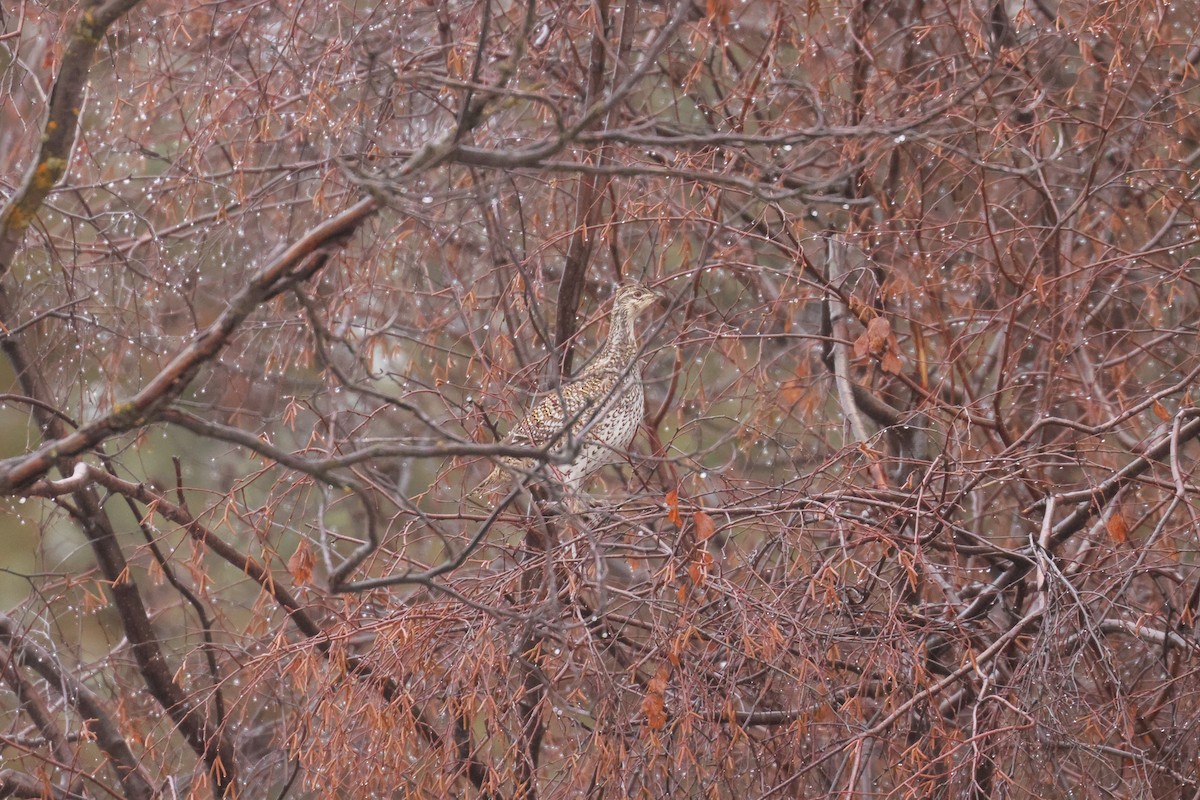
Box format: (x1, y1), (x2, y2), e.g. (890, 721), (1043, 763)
(612, 283), (660, 315)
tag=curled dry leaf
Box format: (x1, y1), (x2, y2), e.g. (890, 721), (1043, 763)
(288, 540), (316, 585)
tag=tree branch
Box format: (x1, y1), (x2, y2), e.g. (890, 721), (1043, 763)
(0, 613), (156, 800)
(0, 197), (378, 492)
(0, 0), (146, 275)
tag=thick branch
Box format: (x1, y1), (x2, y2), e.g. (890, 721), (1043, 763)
(0, 646), (81, 797)
(61, 486), (239, 795)
(552, 0), (613, 381)
(28, 464), (499, 796)
(958, 413), (1200, 623)
(0, 613), (155, 800)
(0, 0), (145, 275)
(0, 769), (72, 800)
(160, 408), (575, 475)
(32, 466), (323, 638)
(0, 197), (378, 492)
(825, 237), (889, 490)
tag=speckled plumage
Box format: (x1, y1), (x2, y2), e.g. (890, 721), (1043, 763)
(477, 283), (659, 497)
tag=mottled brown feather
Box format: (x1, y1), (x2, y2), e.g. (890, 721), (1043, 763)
(475, 283), (659, 498)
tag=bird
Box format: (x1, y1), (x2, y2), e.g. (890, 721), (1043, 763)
(474, 282), (661, 502)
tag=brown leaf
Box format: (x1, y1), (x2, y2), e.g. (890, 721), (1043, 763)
(1152, 399), (1170, 421)
(288, 540), (315, 584)
(881, 350), (903, 375)
(853, 332), (870, 358)
(693, 511), (716, 542)
(705, 0), (731, 26)
(446, 46), (466, 79)
(1106, 511), (1128, 544)
(666, 489), (682, 527)
(642, 665), (669, 730)
(780, 379), (806, 407)
(855, 316), (893, 360)
(867, 315), (891, 347)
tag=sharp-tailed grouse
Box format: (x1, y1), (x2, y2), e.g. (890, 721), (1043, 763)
(476, 283), (660, 498)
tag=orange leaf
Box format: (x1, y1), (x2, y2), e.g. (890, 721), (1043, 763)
(881, 350), (902, 375)
(1152, 400), (1170, 421)
(1106, 511), (1128, 544)
(288, 540), (315, 584)
(852, 332), (870, 358)
(705, 0), (731, 26)
(642, 665), (669, 730)
(446, 46), (466, 79)
(693, 511), (716, 542)
(867, 315), (891, 347)
(666, 490), (682, 526)
(780, 379), (805, 407)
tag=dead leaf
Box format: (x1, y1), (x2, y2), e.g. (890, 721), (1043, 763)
(853, 331), (870, 358)
(642, 665), (669, 730)
(1106, 511), (1128, 544)
(867, 315), (891, 345)
(288, 540), (315, 584)
(693, 511), (716, 542)
(881, 350), (902, 374)
(706, 0), (731, 26)
(855, 315), (893, 361)
(666, 489), (682, 527)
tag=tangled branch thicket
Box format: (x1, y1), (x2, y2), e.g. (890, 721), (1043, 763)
(3, 0), (1200, 796)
